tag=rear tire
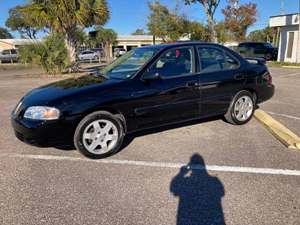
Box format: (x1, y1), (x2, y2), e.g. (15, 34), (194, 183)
(224, 91), (255, 125)
(74, 111), (124, 159)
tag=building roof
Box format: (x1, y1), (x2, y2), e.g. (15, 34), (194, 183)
(269, 13), (299, 27)
(117, 35), (162, 41)
(270, 13), (299, 18)
(0, 39), (40, 45)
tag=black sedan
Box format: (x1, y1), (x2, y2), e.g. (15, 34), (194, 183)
(11, 42), (274, 158)
(238, 42), (278, 61)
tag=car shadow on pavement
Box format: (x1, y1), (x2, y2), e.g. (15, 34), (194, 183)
(121, 116), (222, 150)
(54, 116), (222, 152)
(170, 154), (226, 225)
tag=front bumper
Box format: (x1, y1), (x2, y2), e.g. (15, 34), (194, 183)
(11, 115), (79, 147)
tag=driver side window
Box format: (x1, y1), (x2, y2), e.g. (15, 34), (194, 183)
(150, 47), (194, 78)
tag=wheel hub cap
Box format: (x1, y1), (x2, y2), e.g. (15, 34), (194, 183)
(82, 119), (119, 154)
(234, 96), (254, 122)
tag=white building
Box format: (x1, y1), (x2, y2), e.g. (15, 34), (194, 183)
(0, 36), (162, 53)
(270, 13), (300, 63)
(115, 35), (163, 51)
(1, 35), (186, 58)
(0, 39), (38, 50)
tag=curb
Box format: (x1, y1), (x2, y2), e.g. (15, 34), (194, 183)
(254, 109), (300, 150)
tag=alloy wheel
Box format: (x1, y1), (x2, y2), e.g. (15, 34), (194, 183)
(233, 96), (254, 122)
(82, 119), (119, 154)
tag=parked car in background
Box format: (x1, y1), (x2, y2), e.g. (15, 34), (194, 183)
(90, 48), (105, 58)
(11, 42), (274, 159)
(78, 50), (101, 61)
(114, 48), (126, 57)
(0, 49), (18, 63)
(237, 42), (278, 61)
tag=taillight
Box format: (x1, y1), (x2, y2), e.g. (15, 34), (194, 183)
(263, 72), (272, 84)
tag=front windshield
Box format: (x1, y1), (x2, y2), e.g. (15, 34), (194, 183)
(101, 47), (159, 79)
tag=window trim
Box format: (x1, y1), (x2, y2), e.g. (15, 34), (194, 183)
(286, 32), (294, 59)
(196, 45), (241, 74)
(145, 46), (196, 80)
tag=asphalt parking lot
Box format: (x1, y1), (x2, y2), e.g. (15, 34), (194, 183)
(0, 67), (299, 225)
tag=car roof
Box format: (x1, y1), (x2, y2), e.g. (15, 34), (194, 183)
(138, 41), (244, 61)
(139, 41), (223, 50)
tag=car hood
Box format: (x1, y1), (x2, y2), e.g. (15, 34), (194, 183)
(21, 75), (122, 106)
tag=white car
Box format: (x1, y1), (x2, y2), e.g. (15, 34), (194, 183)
(114, 48), (127, 57)
(78, 50), (100, 61)
(0, 49), (18, 63)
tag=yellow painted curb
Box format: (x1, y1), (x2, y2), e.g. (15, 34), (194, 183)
(254, 109), (300, 150)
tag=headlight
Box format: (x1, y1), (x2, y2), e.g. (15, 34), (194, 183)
(24, 106), (60, 120)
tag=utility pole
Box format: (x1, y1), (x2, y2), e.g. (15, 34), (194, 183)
(280, 0), (285, 15)
(297, 0), (300, 63)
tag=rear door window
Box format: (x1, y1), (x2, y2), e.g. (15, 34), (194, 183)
(197, 46), (239, 73)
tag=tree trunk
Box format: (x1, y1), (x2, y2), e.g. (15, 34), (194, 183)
(207, 15), (218, 43)
(104, 43), (111, 63)
(65, 31), (78, 70)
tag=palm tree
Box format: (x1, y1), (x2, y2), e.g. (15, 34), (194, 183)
(20, 0), (109, 66)
(94, 27), (117, 60)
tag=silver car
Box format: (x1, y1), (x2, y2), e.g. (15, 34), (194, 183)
(78, 50), (100, 61)
(0, 49), (18, 63)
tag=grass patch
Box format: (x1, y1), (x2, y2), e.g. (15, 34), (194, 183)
(0, 63), (40, 71)
(267, 61), (300, 68)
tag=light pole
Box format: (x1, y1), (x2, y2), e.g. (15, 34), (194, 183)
(298, 0), (300, 63)
(280, 0), (285, 15)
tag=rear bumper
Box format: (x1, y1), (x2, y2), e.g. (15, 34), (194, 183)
(257, 84), (275, 104)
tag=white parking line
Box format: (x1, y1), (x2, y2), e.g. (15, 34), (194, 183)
(2, 153), (300, 177)
(266, 111), (300, 121)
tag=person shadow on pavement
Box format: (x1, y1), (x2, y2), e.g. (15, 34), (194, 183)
(170, 154), (226, 225)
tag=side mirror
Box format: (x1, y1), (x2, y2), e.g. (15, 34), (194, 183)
(142, 70), (161, 80)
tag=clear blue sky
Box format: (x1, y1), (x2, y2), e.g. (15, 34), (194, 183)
(0, 0), (299, 37)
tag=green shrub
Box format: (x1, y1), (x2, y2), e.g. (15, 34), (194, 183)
(19, 34), (69, 74)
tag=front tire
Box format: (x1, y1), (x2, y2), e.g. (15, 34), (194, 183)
(74, 111), (124, 159)
(224, 91), (255, 125)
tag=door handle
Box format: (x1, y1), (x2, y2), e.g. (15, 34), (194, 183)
(200, 82), (220, 90)
(234, 74), (245, 80)
(186, 81), (200, 87)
